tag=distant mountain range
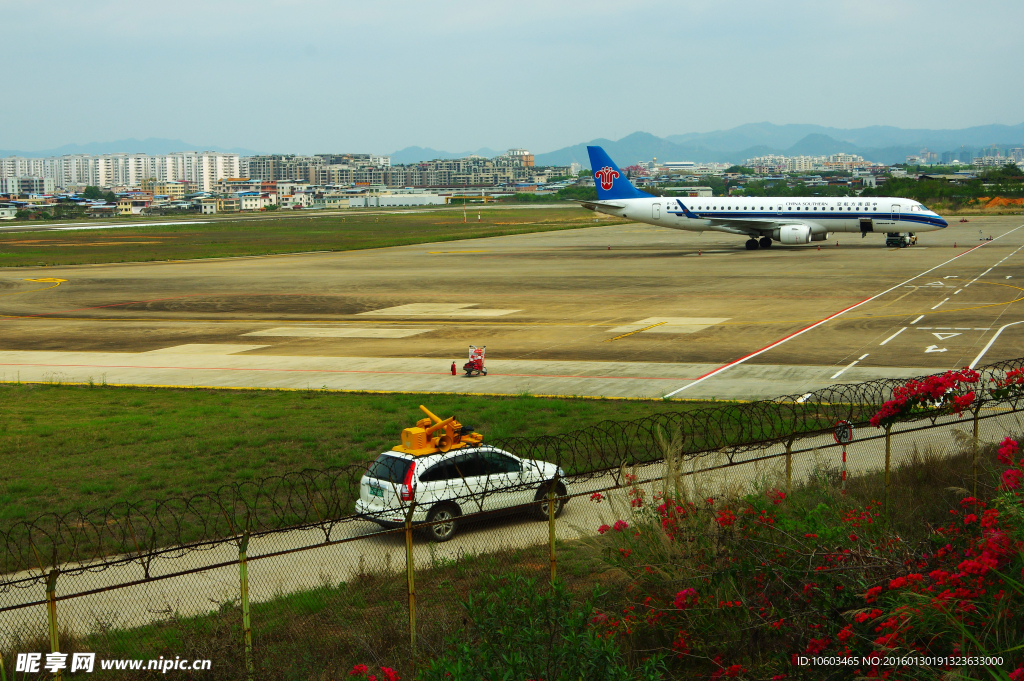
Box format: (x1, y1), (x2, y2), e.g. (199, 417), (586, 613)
(388, 146), (502, 164)
(535, 123), (1024, 167)
(6, 122), (1024, 166)
(0, 138), (260, 158)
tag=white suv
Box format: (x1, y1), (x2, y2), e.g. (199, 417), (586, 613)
(355, 446), (568, 541)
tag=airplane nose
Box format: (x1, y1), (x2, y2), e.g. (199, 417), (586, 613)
(938, 216), (948, 228)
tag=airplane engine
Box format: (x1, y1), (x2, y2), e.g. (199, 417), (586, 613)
(810, 232), (829, 242)
(775, 224), (812, 244)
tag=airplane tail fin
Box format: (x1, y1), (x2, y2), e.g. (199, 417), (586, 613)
(587, 146), (652, 200)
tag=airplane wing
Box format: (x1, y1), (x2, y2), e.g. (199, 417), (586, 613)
(571, 199), (626, 211)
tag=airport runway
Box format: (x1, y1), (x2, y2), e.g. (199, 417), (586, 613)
(1, 215), (1023, 400)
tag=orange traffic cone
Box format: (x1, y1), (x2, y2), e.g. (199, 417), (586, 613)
(817, 245), (820, 251)
(698, 249), (701, 256)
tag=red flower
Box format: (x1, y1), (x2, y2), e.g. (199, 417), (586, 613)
(716, 509), (736, 527)
(613, 520), (629, 532)
(590, 492), (605, 503)
(380, 668), (400, 681)
(350, 665), (369, 676)
(1001, 468), (1023, 490)
(805, 637), (830, 655)
(998, 437), (1019, 465)
(673, 588), (698, 609)
(865, 586), (883, 603)
(837, 624), (854, 642)
(597, 524), (611, 534)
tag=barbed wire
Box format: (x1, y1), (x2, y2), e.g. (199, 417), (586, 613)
(2, 357), (1022, 583)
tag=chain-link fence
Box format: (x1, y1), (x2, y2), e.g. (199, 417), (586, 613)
(3, 359), (1023, 679)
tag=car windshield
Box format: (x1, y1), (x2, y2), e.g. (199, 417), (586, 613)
(367, 454), (413, 483)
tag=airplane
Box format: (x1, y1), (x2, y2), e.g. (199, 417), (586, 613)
(577, 146), (947, 250)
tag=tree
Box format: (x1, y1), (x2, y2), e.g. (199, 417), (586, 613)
(725, 165), (755, 174)
(82, 186), (103, 199)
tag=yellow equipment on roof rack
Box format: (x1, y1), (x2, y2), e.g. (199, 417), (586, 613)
(392, 405), (484, 456)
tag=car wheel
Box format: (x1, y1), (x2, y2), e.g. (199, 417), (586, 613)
(534, 483), (567, 520)
(425, 504), (459, 542)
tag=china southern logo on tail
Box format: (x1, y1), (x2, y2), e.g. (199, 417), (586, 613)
(594, 166), (620, 191)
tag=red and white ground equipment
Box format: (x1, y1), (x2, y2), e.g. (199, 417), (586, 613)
(463, 345), (486, 377)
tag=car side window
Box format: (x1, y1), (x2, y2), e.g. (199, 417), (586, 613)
(482, 452), (521, 475)
(418, 461), (449, 483)
(451, 453), (486, 478)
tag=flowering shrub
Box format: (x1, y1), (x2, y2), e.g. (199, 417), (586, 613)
(991, 367), (1024, 401)
(348, 664), (400, 681)
(870, 368), (979, 428)
(588, 438), (1024, 678)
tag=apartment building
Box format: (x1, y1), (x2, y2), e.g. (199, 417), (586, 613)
(0, 152), (240, 192)
(0, 176), (55, 195)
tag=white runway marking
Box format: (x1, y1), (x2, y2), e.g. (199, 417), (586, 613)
(359, 303), (520, 317)
(663, 227), (1023, 398)
(830, 360), (860, 380)
(244, 327), (432, 338)
(142, 344), (269, 355)
(608, 317), (730, 334)
(880, 328), (906, 345)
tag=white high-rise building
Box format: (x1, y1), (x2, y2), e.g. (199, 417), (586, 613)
(0, 151), (240, 191)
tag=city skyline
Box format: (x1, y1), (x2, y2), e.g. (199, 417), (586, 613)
(3, 0), (1023, 155)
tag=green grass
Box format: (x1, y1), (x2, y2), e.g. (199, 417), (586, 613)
(0, 383), (722, 524)
(0, 207), (624, 267)
(2, 539), (612, 680)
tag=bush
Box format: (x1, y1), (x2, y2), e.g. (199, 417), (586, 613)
(584, 436), (1024, 679)
(420, 573), (665, 681)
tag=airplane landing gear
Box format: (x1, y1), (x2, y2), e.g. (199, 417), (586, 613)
(745, 239), (759, 250)
(758, 237), (772, 249)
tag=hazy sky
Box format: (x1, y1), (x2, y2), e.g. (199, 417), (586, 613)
(3, 0), (1021, 154)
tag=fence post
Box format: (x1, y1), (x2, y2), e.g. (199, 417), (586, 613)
(45, 569), (61, 681)
(1, 647), (6, 681)
(548, 475), (558, 585)
(239, 532), (254, 681)
(785, 439), (793, 495)
(404, 502), (418, 662)
(973, 407), (981, 498)
(884, 425), (892, 514)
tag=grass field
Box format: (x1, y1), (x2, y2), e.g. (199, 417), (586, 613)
(0, 383), (720, 524)
(0, 207), (624, 267)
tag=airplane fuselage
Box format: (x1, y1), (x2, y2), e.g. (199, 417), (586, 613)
(587, 195), (947, 241)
